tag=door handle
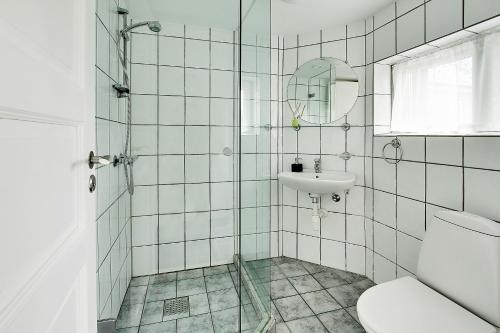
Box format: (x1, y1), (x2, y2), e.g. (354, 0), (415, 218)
(88, 151), (112, 169)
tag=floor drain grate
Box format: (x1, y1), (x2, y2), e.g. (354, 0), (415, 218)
(164, 297), (189, 316)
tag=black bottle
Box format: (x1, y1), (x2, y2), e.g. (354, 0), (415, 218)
(291, 157), (303, 172)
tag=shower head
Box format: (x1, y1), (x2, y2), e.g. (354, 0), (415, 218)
(121, 21), (162, 38)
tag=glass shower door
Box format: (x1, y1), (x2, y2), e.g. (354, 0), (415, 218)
(238, 0), (272, 331)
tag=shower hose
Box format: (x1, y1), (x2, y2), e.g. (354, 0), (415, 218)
(117, 39), (135, 195)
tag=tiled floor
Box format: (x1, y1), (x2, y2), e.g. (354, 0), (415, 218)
(269, 257), (373, 333)
(115, 263), (260, 333)
(115, 257), (374, 333)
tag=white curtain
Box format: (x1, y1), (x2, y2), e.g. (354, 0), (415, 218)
(391, 31), (500, 134)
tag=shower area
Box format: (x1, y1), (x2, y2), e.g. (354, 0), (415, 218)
(95, 0), (273, 332)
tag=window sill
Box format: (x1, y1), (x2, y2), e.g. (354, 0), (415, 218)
(374, 131), (500, 137)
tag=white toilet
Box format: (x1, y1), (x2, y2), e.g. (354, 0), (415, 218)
(357, 211), (500, 333)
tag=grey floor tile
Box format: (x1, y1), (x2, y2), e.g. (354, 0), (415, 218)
(272, 301), (284, 323)
(327, 284), (362, 308)
(139, 321), (176, 333)
(274, 295), (314, 322)
(318, 309), (365, 333)
(123, 286), (148, 305)
(300, 261), (326, 274)
(286, 316), (327, 333)
(274, 322), (291, 333)
(116, 327), (139, 333)
(272, 257), (297, 265)
(205, 272), (234, 292)
(335, 270), (367, 284)
(189, 293), (210, 316)
(141, 301), (164, 325)
(346, 306), (360, 324)
(271, 279), (298, 299)
(177, 313), (214, 333)
(208, 287), (240, 312)
(248, 258), (272, 269)
(211, 307), (240, 333)
(301, 290), (342, 315)
(227, 264), (237, 272)
(116, 303), (144, 329)
(239, 285), (252, 305)
(278, 262), (309, 278)
(288, 275), (323, 294)
(254, 267), (272, 282)
(271, 266), (286, 281)
(130, 276), (150, 287)
(177, 277), (206, 297)
(351, 279), (375, 294)
(145, 281), (176, 302)
(313, 271), (348, 289)
(150, 272), (177, 285)
(230, 270), (239, 288)
(204, 265), (229, 276)
(177, 268), (204, 280)
(242, 303), (259, 330)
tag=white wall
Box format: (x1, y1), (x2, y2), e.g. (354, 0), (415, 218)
(128, 22), (238, 276)
(96, 0), (132, 320)
(277, 21), (369, 275)
(365, 0), (500, 284)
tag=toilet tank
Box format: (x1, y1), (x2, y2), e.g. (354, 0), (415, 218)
(417, 211), (500, 327)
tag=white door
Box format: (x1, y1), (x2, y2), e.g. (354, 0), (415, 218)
(0, 0), (96, 332)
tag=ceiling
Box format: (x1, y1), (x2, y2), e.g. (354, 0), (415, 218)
(123, 0), (395, 35)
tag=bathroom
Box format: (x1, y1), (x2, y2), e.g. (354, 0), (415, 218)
(1, 0), (500, 332)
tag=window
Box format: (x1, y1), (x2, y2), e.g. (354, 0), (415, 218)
(389, 31), (500, 134)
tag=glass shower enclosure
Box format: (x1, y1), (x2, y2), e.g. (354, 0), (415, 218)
(95, 0), (273, 331)
(236, 0), (273, 331)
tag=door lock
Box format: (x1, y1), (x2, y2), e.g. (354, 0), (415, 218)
(89, 175), (97, 193)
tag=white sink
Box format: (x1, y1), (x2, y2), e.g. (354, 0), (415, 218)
(278, 171), (356, 195)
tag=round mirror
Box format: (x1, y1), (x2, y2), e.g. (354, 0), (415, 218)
(287, 58), (359, 125)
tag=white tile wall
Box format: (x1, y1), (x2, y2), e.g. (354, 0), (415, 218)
(130, 23), (238, 276)
(367, 3), (500, 282)
(374, 22), (396, 62)
(95, 0), (132, 320)
(397, 0), (424, 16)
(396, 6), (425, 52)
(278, 21), (369, 275)
(464, 0), (500, 27)
(425, 0), (463, 42)
(426, 164), (463, 210)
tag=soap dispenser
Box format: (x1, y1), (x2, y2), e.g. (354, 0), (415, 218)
(291, 157), (303, 172)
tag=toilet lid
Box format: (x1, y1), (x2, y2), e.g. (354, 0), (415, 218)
(357, 277), (497, 333)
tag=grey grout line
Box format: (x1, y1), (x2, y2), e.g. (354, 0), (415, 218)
(209, 28), (213, 267)
(156, 27), (161, 276)
(182, 24), (188, 271)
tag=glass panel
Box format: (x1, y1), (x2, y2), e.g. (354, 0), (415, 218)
(239, 0), (272, 331)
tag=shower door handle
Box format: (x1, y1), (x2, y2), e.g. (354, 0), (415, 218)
(88, 151), (112, 169)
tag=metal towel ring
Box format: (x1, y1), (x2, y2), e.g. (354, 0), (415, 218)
(382, 138), (403, 164)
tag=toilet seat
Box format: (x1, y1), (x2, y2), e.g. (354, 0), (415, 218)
(357, 277), (497, 333)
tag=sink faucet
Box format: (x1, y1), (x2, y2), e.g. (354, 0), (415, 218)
(314, 158), (321, 173)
